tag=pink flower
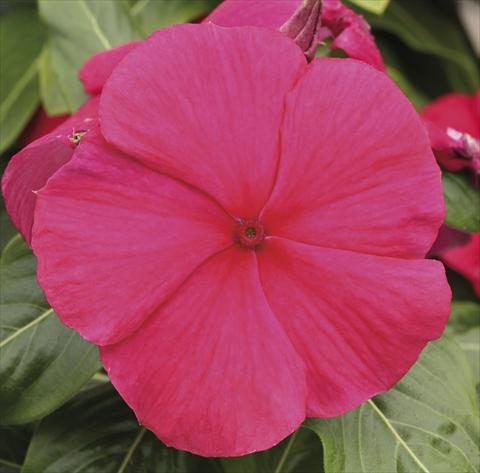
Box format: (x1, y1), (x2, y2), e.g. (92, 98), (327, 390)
(422, 91), (480, 297)
(12, 24), (450, 456)
(3, 0), (385, 247)
(206, 0), (386, 70)
(421, 90), (480, 177)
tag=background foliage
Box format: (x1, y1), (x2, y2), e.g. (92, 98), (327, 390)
(0, 0), (479, 472)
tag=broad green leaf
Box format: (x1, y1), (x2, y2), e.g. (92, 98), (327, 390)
(21, 384), (216, 473)
(39, 45), (70, 116)
(0, 6), (45, 153)
(360, 0), (479, 93)
(129, 0), (218, 37)
(306, 338), (480, 473)
(0, 235), (100, 425)
(38, 0), (140, 112)
(0, 425), (32, 472)
(349, 0), (390, 15)
(221, 428), (323, 473)
(442, 172), (480, 232)
(446, 302), (480, 386)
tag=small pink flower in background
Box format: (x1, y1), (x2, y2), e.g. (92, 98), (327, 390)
(8, 23), (450, 456)
(423, 90), (480, 296)
(422, 90), (480, 177)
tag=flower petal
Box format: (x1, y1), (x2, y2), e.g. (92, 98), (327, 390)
(322, 0), (385, 72)
(100, 23), (306, 218)
(421, 91), (479, 138)
(79, 41), (141, 96)
(206, 0), (298, 28)
(257, 237), (450, 417)
(262, 58), (443, 259)
(31, 131), (235, 345)
(101, 247), (306, 456)
(2, 97), (99, 244)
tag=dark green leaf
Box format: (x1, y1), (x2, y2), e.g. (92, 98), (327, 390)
(442, 172), (480, 232)
(221, 428), (323, 473)
(0, 235), (100, 425)
(22, 384), (215, 473)
(0, 6), (46, 153)
(0, 425), (32, 472)
(38, 0), (140, 112)
(129, 0), (218, 37)
(306, 338), (480, 473)
(357, 0), (479, 93)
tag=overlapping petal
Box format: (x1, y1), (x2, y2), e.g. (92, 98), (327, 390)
(79, 41), (141, 96)
(101, 247), (306, 456)
(257, 237), (451, 417)
(262, 58), (443, 259)
(100, 23), (307, 218)
(2, 97), (99, 243)
(31, 131), (235, 345)
(207, 0), (385, 71)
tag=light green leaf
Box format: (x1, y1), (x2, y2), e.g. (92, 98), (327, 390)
(21, 384), (216, 473)
(221, 428), (323, 473)
(39, 45), (70, 116)
(38, 0), (140, 112)
(442, 172), (480, 233)
(0, 235), (100, 425)
(349, 0), (390, 15)
(446, 301), (480, 386)
(361, 0), (479, 93)
(306, 338), (480, 473)
(0, 6), (45, 153)
(129, 0), (218, 37)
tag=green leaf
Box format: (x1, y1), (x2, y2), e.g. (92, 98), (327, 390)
(446, 301), (480, 386)
(0, 425), (32, 472)
(0, 235), (100, 425)
(221, 428), (323, 473)
(442, 172), (480, 233)
(306, 338), (480, 473)
(0, 6), (45, 153)
(360, 0), (479, 93)
(22, 384), (215, 473)
(387, 66), (429, 110)
(349, 0), (390, 15)
(38, 0), (140, 112)
(129, 0), (218, 37)
(39, 45), (70, 116)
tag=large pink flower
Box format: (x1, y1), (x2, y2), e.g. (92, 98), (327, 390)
(8, 24), (450, 456)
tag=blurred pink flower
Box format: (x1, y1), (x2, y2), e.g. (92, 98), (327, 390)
(22, 24), (449, 455)
(422, 90), (480, 177)
(423, 90), (480, 297)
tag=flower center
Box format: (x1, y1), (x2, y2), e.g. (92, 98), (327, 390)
(237, 220), (265, 248)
